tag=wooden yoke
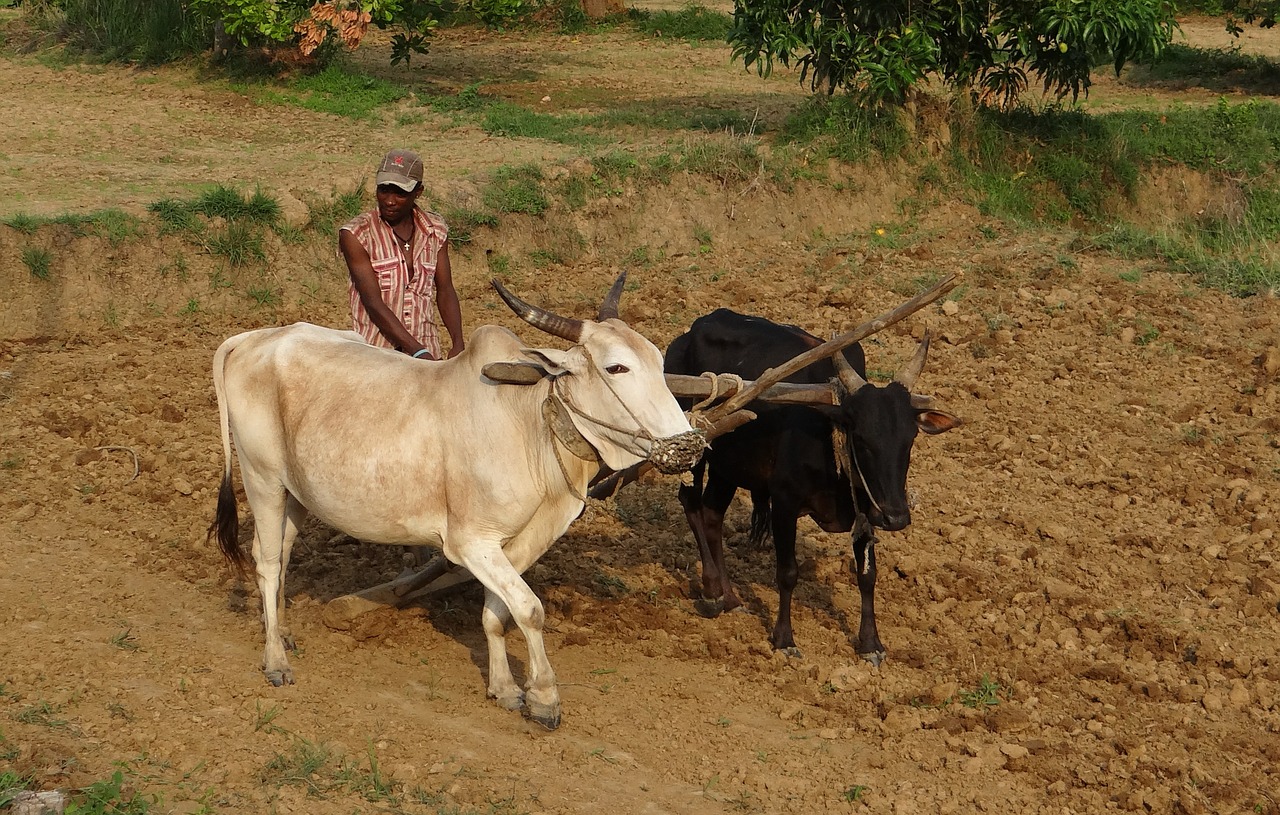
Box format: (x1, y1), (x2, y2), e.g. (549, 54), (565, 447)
(587, 271), (964, 499)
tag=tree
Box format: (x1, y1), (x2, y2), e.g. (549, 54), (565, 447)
(1212, 0), (1279, 34)
(191, 0), (443, 66)
(729, 0), (1180, 108)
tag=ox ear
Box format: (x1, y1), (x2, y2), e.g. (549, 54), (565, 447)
(917, 409), (963, 435)
(519, 348), (574, 377)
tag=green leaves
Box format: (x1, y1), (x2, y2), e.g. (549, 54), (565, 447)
(728, 0), (1180, 108)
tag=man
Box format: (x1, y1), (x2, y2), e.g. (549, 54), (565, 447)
(339, 148), (465, 360)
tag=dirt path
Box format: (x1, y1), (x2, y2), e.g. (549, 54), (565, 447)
(2, 12), (1280, 815)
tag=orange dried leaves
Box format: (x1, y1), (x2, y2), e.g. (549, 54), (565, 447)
(294, 2), (372, 56)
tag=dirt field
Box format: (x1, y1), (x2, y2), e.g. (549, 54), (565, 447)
(2, 10), (1280, 815)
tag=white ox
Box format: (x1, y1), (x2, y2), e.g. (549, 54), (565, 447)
(208, 275), (700, 729)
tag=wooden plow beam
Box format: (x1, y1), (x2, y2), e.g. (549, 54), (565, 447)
(322, 271), (961, 627)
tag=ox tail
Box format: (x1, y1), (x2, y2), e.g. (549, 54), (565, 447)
(207, 336), (248, 574)
(748, 493), (772, 549)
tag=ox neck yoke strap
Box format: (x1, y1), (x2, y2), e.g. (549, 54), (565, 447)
(543, 391), (598, 504)
(831, 425), (886, 520)
(543, 394), (599, 462)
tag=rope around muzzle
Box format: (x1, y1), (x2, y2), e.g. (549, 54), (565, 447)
(546, 350), (708, 493)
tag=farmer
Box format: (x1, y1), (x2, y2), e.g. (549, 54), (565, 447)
(339, 148), (465, 360)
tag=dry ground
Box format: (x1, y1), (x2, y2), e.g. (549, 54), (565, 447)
(2, 10), (1280, 815)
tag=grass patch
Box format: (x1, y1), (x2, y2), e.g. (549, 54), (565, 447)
(631, 4), (731, 42)
(22, 247), (52, 280)
(56, 0), (210, 64)
(246, 285), (281, 307)
(953, 98), (1280, 226)
(441, 205), (498, 244)
(1083, 223), (1280, 296)
(939, 98), (1280, 294)
(1141, 43), (1280, 86)
(482, 101), (600, 146)
(261, 737), (333, 791)
(484, 164), (549, 215)
(423, 82), (491, 113)
(148, 198), (205, 235)
(207, 221), (267, 267)
(71, 769), (156, 813)
(679, 136), (765, 186)
(304, 185), (367, 233)
(148, 185), (279, 248)
(242, 66), (410, 120)
(781, 95), (910, 163)
(4, 209), (143, 243)
(3, 213), (41, 234)
(192, 185), (280, 223)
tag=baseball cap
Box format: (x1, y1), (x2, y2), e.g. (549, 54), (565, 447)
(375, 148), (423, 192)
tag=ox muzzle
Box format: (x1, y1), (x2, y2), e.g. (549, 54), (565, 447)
(647, 429), (707, 474)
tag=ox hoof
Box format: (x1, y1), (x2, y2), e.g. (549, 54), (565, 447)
(523, 701), (561, 731)
(264, 668), (295, 687)
(694, 597), (724, 618)
(780, 646), (803, 659)
(858, 650), (887, 668)
(491, 690), (525, 712)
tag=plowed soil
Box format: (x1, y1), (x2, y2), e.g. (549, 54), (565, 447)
(2, 11), (1279, 815)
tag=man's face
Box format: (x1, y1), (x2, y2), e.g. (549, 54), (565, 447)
(376, 184), (419, 224)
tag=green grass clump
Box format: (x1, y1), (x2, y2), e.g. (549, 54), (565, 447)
(3, 213), (41, 234)
(484, 165), (549, 215)
(958, 674), (1005, 709)
(305, 186), (367, 234)
(83, 209), (144, 245)
(441, 206), (499, 243)
(679, 137), (767, 186)
(631, 4), (732, 42)
(21, 247), (53, 280)
(4, 210), (142, 243)
(207, 221), (267, 267)
(482, 102), (600, 146)
(781, 96), (909, 163)
(241, 66), (410, 120)
(148, 199), (204, 235)
(424, 82), (491, 113)
(192, 185), (280, 223)
(40, 0), (209, 64)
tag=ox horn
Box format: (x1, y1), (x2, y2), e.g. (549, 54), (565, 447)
(831, 347), (868, 394)
(492, 278), (584, 343)
(894, 328), (932, 391)
(597, 271), (627, 321)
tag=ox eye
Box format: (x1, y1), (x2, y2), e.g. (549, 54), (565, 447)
(605, 364), (629, 375)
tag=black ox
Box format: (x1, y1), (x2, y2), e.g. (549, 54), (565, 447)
(664, 309), (961, 664)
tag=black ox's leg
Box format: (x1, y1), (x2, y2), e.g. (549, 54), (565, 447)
(851, 518), (886, 666)
(678, 466), (742, 617)
(769, 506), (802, 657)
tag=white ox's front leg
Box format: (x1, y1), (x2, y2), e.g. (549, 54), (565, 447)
(450, 540), (560, 730)
(481, 594), (522, 711)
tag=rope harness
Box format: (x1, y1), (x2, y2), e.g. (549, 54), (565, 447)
(543, 347), (707, 500)
(830, 379), (883, 576)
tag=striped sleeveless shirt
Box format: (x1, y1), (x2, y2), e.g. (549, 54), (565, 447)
(340, 207), (449, 357)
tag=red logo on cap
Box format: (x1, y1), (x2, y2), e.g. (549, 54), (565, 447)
(394, 157), (404, 166)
